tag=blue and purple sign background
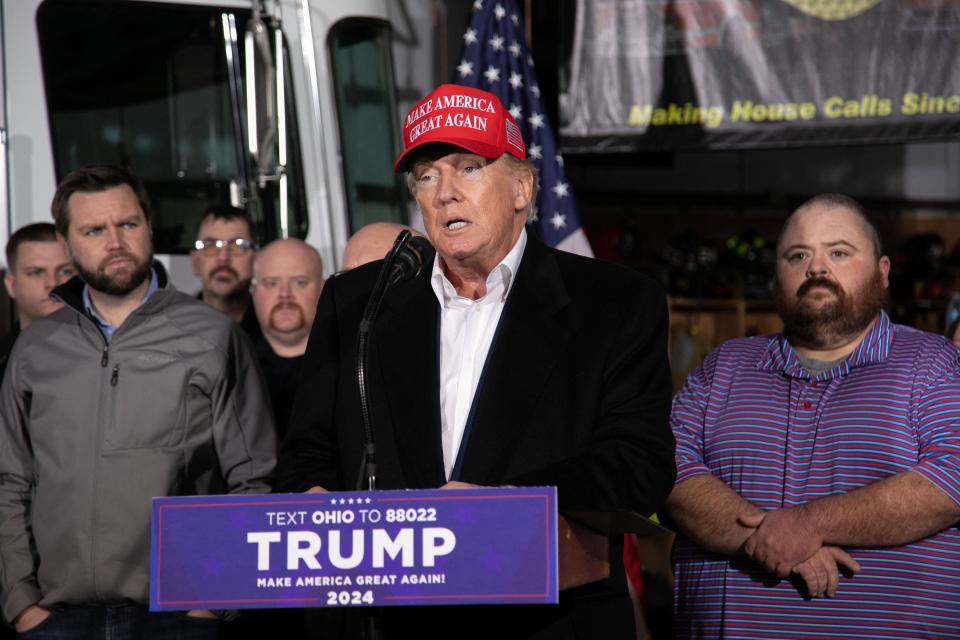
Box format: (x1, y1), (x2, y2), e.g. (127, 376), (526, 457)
(150, 487), (558, 610)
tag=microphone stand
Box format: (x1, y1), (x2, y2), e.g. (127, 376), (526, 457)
(352, 230), (419, 640)
(354, 230), (415, 492)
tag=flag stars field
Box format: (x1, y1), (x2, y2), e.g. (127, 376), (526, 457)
(457, 0), (593, 256)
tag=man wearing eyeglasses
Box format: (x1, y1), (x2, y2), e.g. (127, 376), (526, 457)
(191, 205), (257, 324)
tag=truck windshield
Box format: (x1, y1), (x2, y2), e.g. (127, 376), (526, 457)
(329, 18), (405, 233)
(36, 0), (307, 253)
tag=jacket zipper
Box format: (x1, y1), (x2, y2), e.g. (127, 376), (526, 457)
(93, 332), (108, 600)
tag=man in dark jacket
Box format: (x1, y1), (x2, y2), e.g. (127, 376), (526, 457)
(250, 238), (324, 440)
(0, 165), (275, 639)
(276, 84), (675, 639)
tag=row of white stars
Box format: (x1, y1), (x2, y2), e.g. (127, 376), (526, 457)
(463, 32), (536, 69)
(329, 497), (373, 505)
(460, 3), (573, 236)
(529, 208), (568, 231)
(472, 0), (519, 24)
(463, 30), (527, 59)
(456, 61), (540, 99)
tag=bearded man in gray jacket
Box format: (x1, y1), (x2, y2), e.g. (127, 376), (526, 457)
(0, 165), (276, 639)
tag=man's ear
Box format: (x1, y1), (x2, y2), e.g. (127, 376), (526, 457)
(4, 272), (16, 300)
(513, 167), (534, 213)
(879, 255), (891, 288)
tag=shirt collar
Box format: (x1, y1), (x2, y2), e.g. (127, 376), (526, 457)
(83, 267), (160, 339)
(757, 310), (893, 380)
(430, 227), (527, 307)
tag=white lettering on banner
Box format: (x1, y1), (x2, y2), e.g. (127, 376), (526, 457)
(328, 530), (365, 569)
(288, 531), (323, 570)
(312, 510), (355, 525)
(246, 527), (458, 571)
(422, 528), (456, 567)
(372, 528), (414, 568)
(247, 531), (281, 570)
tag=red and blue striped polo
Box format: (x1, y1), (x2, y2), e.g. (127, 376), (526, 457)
(672, 311), (960, 638)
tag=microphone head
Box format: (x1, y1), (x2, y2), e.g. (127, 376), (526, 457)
(389, 233), (431, 284)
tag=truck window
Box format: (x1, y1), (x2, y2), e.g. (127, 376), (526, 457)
(329, 18), (405, 233)
(36, 0), (307, 253)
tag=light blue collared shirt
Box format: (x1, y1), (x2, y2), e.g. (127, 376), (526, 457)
(82, 268), (159, 343)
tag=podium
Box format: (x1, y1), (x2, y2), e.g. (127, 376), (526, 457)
(559, 511), (669, 591)
(150, 487), (665, 611)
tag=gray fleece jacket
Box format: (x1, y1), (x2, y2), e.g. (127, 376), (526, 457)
(0, 265), (276, 623)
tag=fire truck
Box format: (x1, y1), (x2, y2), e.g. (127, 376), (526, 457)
(0, 0), (405, 287)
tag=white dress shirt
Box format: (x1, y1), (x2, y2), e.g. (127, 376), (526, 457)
(430, 228), (527, 480)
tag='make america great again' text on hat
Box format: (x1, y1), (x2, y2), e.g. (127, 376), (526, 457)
(393, 84), (526, 173)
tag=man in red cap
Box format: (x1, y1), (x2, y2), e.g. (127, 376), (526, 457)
(277, 84), (674, 639)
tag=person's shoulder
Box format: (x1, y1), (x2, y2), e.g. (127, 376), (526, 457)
(890, 323), (960, 375)
(697, 334), (772, 371)
(546, 246), (663, 300)
(154, 286), (236, 339)
(19, 304), (78, 339)
(322, 260), (391, 309)
(330, 260), (383, 290)
(6, 306), (80, 368)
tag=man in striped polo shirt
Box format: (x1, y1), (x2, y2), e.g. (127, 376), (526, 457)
(667, 193), (960, 638)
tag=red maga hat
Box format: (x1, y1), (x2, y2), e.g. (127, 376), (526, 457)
(393, 84), (526, 173)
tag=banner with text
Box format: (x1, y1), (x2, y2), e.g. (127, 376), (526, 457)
(150, 488), (558, 610)
(561, 0), (960, 151)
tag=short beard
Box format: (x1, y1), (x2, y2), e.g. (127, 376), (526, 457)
(774, 271), (887, 350)
(76, 251), (153, 296)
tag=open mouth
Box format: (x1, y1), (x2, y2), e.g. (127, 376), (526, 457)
(445, 219), (469, 230)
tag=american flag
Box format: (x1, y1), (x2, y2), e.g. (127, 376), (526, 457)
(455, 0), (593, 257)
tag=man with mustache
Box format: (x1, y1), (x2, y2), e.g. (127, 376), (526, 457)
(666, 194), (960, 638)
(0, 165), (275, 639)
(251, 238), (324, 440)
(191, 205), (257, 324)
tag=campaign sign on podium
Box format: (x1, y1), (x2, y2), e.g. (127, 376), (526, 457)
(150, 487), (558, 610)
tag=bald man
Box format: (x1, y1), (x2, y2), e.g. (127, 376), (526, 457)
(250, 239), (325, 439)
(341, 222), (422, 271)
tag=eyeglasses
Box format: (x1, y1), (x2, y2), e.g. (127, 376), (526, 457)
(193, 238), (256, 255)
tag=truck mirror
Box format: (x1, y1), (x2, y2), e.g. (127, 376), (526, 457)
(245, 16), (278, 179)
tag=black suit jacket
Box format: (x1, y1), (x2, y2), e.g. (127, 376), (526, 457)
(276, 236), (675, 639)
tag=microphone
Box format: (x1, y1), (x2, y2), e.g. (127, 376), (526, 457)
(389, 235), (431, 285)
